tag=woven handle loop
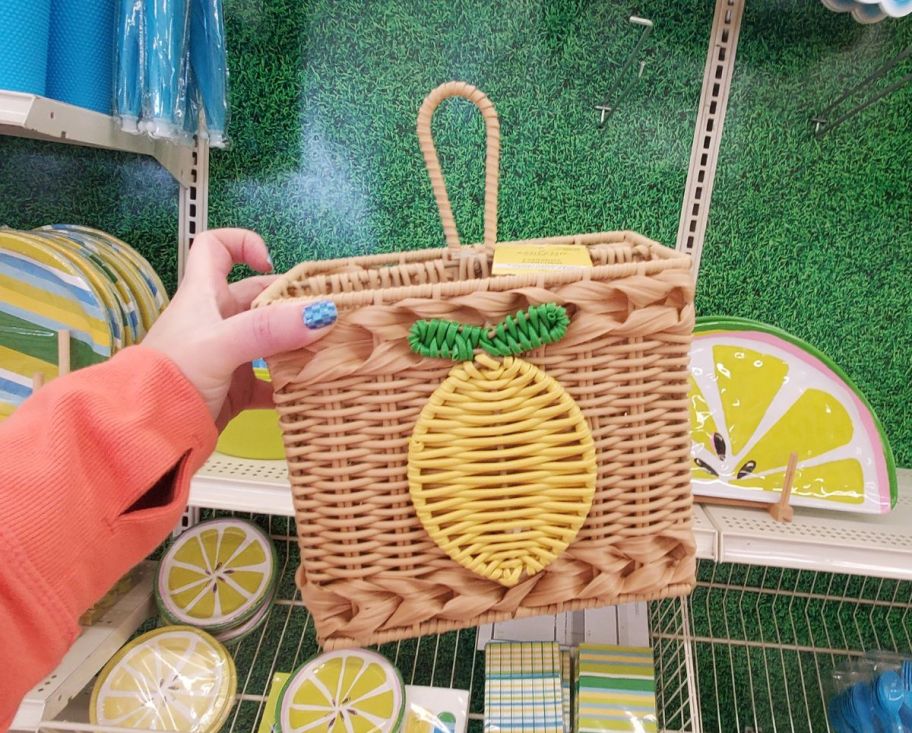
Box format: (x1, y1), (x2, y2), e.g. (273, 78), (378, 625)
(416, 81), (500, 252)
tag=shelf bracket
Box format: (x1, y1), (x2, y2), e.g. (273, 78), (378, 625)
(594, 16), (654, 125)
(177, 135), (210, 282)
(811, 43), (911, 138)
(675, 0), (745, 279)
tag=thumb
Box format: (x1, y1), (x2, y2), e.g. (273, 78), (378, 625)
(216, 299), (337, 367)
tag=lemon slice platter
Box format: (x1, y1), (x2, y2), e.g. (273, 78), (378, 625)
(277, 649), (406, 733)
(689, 316), (896, 513)
(89, 625), (236, 732)
(156, 518), (279, 634)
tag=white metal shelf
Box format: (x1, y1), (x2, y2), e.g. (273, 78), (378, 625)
(29, 526), (489, 733)
(691, 501), (717, 561)
(0, 90), (195, 187)
(191, 453), (292, 514)
(669, 559), (912, 732)
(702, 469), (912, 581)
(11, 563), (155, 732)
(33, 522), (701, 733)
(192, 458), (912, 578)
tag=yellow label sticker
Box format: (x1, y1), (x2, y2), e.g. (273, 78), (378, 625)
(256, 672), (290, 733)
(491, 243), (593, 275)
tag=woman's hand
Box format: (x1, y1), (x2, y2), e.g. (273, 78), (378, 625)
(142, 228), (336, 430)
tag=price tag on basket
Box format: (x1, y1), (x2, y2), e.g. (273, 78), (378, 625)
(491, 243), (593, 275)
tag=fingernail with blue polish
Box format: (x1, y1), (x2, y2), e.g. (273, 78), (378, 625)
(303, 300), (337, 329)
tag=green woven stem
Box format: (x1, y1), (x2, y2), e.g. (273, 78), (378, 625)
(409, 303), (570, 361)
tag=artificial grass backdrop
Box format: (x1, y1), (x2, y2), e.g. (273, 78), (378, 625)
(700, 2), (912, 470)
(0, 2), (907, 465)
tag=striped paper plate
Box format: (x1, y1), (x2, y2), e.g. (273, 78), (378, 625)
(0, 229), (112, 419)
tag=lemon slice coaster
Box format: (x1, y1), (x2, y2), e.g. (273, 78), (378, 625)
(214, 583), (276, 644)
(690, 317), (896, 513)
(157, 519), (278, 632)
(90, 626), (236, 732)
(277, 649), (405, 733)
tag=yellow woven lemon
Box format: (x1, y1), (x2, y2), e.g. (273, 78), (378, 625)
(407, 305), (596, 587)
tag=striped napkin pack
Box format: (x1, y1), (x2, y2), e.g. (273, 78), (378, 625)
(574, 644), (657, 733)
(561, 648), (572, 732)
(484, 641), (564, 732)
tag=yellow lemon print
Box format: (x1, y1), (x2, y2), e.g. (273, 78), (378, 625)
(408, 304), (596, 587)
(156, 519), (278, 632)
(278, 649), (405, 733)
(90, 626), (236, 733)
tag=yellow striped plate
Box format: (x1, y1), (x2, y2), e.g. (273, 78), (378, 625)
(0, 229), (112, 419)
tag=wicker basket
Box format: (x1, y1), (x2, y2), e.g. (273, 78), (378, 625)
(256, 82), (696, 648)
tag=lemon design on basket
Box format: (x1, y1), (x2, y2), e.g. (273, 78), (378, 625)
(90, 625), (236, 733)
(408, 303), (596, 587)
(156, 519), (278, 632)
(689, 317), (896, 512)
(277, 649), (405, 733)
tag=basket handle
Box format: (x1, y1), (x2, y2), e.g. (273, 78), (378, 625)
(417, 81), (500, 252)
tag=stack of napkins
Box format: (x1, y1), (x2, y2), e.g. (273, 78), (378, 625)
(574, 644), (657, 733)
(484, 641), (564, 732)
(561, 648), (572, 732)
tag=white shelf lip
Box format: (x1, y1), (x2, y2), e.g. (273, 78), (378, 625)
(191, 458), (912, 578)
(190, 453), (294, 515)
(691, 505), (717, 561)
(704, 468), (912, 581)
(0, 90), (194, 187)
(11, 563), (155, 732)
(190, 463), (294, 515)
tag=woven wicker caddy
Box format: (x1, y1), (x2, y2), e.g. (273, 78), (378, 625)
(255, 81), (697, 649)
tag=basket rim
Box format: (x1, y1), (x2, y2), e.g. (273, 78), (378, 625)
(254, 230), (692, 309)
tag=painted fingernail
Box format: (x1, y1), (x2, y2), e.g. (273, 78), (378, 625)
(303, 300), (337, 329)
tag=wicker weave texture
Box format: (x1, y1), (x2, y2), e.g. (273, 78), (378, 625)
(257, 82), (696, 647)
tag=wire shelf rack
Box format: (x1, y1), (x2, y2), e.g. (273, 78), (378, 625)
(41, 509), (703, 733)
(223, 516), (485, 732)
(652, 559), (912, 733)
(42, 513), (487, 733)
(32, 512), (912, 733)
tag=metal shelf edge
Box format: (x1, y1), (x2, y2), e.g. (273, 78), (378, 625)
(10, 563), (155, 732)
(190, 455), (293, 516)
(691, 505), (718, 560)
(704, 468), (912, 579)
(191, 458), (912, 578)
(0, 91), (194, 186)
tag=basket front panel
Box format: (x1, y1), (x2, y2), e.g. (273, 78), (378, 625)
(270, 259), (697, 646)
(280, 366), (453, 584)
(540, 331), (693, 542)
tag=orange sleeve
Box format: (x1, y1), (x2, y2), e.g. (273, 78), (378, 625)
(0, 346), (218, 727)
